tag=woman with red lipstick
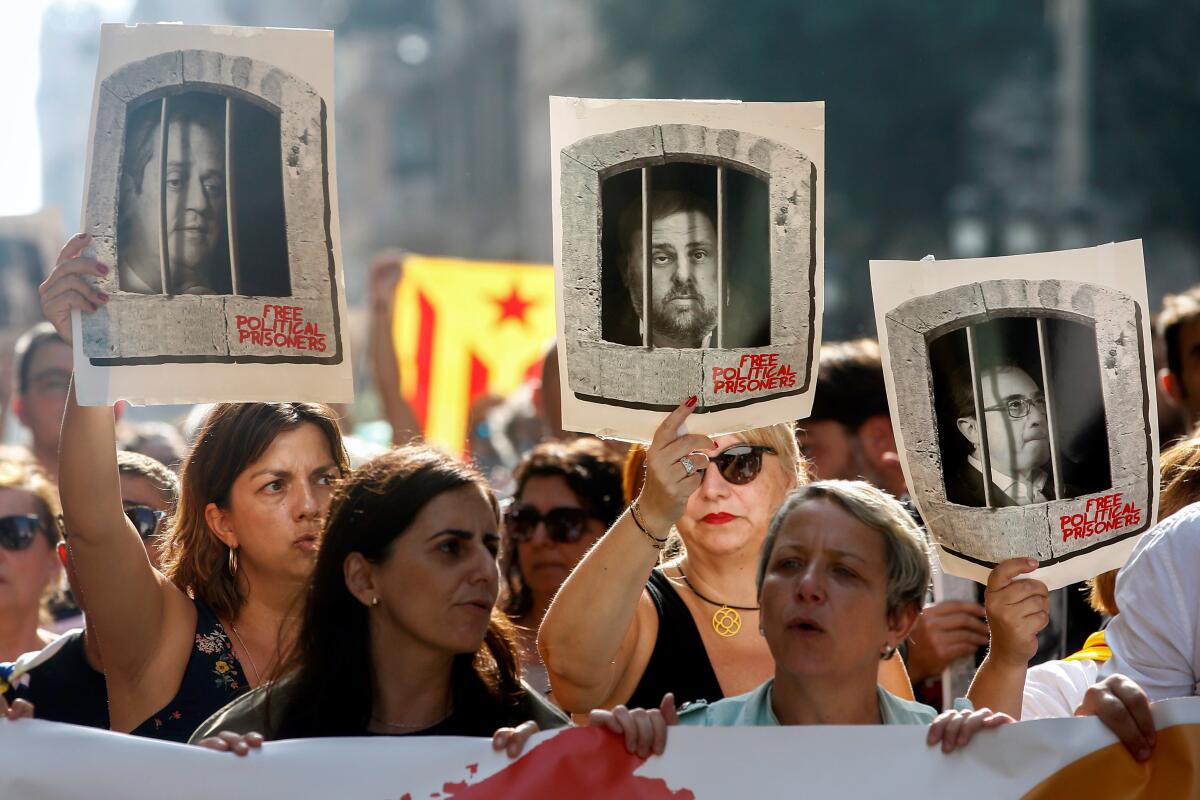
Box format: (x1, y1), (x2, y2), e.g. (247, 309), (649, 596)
(540, 398), (916, 714)
(501, 439), (624, 696)
(190, 446), (569, 743)
(40, 235), (349, 742)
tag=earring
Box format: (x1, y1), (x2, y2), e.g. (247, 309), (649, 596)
(228, 546), (239, 577)
(879, 643), (896, 660)
(370, 597), (379, 607)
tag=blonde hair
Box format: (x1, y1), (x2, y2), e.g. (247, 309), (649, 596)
(758, 480), (932, 619)
(0, 457), (64, 621)
(628, 421), (808, 561)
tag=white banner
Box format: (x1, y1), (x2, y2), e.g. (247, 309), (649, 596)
(4, 697), (1198, 798)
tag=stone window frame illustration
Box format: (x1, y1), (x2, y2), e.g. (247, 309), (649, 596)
(560, 124), (816, 412)
(82, 49), (342, 367)
(885, 279), (1153, 568)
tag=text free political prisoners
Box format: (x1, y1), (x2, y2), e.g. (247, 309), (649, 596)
(236, 304), (329, 353)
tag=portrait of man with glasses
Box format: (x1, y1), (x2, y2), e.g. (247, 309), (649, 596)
(945, 361), (1059, 508)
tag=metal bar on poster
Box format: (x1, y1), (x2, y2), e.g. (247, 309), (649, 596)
(716, 165), (726, 348)
(641, 166), (652, 349)
(224, 96), (240, 295)
(158, 97), (171, 295)
(965, 325), (993, 508)
(1037, 317), (1063, 500)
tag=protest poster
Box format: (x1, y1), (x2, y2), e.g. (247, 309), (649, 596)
(551, 97), (824, 442)
(73, 23), (352, 406)
(392, 255), (556, 453)
(872, 241), (1158, 590)
(3, 697), (1198, 798)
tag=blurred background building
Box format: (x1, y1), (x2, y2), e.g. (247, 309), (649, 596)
(27, 0), (1200, 363)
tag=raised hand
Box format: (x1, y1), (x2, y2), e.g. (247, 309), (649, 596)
(39, 233), (110, 344)
(635, 398), (715, 535)
(984, 558), (1049, 667)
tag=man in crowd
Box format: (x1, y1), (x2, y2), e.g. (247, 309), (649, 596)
(1156, 287), (1200, 431)
(799, 339), (989, 693)
(946, 361), (1053, 507)
(119, 92), (229, 295)
(614, 190), (766, 349)
(10, 323), (71, 480)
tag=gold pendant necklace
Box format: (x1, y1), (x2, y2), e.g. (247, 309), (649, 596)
(676, 566), (757, 639)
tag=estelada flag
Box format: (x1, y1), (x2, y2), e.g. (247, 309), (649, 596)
(394, 255), (555, 453)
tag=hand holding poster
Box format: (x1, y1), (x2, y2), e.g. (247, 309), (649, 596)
(872, 241), (1158, 589)
(551, 97), (824, 441)
(73, 23), (352, 405)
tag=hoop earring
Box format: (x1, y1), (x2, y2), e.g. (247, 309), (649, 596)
(228, 546), (239, 577)
(880, 643), (896, 661)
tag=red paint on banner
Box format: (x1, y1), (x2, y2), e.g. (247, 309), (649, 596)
(432, 728), (694, 799)
(235, 304), (328, 352)
(711, 353), (797, 395)
(1059, 492), (1143, 542)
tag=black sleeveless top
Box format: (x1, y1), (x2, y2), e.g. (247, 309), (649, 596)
(130, 599), (250, 743)
(626, 569), (724, 711)
(1, 629), (109, 729)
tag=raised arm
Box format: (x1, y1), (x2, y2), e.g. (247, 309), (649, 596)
(368, 254), (421, 445)
(966, 558), (1048, 717)
(42, 235), (192, 709)
(539, 399), (713, 712)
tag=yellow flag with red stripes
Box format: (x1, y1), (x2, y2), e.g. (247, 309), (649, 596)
(394, 255), (556, 453)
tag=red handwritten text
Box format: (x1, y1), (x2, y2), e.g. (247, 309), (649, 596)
(711, 353), (797, 395)
(235, 304), (327, 353)
(1059, 491), (1142, 542)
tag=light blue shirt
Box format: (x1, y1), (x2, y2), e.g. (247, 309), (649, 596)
(676, 678), (968, 727)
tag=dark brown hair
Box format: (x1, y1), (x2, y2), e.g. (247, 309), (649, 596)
(271, 446), (523, 738)
(1157, 287), (1200, 393)
(157, 403), (348, 621)
(809, 338), (890, 430)
(502, 439), (624, 617)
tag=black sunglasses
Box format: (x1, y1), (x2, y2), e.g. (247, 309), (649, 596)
(504, 504), (595, 544)
(705, 444), (777, 485)
(0, 514), (46, 551)
(125, 506), (166, 539)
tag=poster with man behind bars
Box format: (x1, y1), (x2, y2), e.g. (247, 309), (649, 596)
(871, 241), (1158, 590)
(551, 96), (824, 442)
(73, 23), (351, 406)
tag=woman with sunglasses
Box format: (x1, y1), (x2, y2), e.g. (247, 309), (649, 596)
(40, 234), (349, 742)
(542, 399), (909, 716)
(0, 457), (62, 663)
(190, 446), (569, 744)
(542, 400), (915, 715)
(1, 451), (178, 731)
(501, 439), (624, 696)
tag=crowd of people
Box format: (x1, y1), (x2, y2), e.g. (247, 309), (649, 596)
(4, 233), (1200, 777)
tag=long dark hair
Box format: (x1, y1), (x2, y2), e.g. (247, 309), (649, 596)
(502, 438), (624, 617)
(270, 446), (523, 738)
(159, 403), (348, 621)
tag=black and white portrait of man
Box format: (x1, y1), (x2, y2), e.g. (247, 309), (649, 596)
(945, 361), (1054, 507)
(119, 92), (231, 295)
(600, 163), (771, 350)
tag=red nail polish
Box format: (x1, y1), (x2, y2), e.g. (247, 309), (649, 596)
(98, 263), (109, 275)
(686, 395), (697, 408)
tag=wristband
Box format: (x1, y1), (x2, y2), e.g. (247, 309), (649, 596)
(630, 500), (669, 550)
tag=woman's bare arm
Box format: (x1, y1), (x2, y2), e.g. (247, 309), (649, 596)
(44, 235), (194, 726)
(539, 400), (713, 712)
